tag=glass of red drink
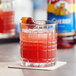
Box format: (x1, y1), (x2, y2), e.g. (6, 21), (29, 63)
(0, 0), (15, 38)
(20, 20), (57, 67)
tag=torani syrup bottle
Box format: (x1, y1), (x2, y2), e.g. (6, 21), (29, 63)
(47, 0), (75, 49)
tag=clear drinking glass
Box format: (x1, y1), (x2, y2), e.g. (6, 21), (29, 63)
(20, 20), (57, 67)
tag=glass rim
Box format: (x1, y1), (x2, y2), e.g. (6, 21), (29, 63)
(20, 20), (57, 26)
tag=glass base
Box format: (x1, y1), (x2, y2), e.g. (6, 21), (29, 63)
(21, 61), (56, 67)
(0, 32), (15, 39)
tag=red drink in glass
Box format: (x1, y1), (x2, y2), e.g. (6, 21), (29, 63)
(0, 11), (14, 33)
(20, 31), (57, 62)
(20, 20), (57, 67)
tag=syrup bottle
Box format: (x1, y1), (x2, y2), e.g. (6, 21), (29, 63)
(47, 0), (75, 49)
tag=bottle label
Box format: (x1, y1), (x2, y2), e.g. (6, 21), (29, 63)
(47, 0), (75, 36)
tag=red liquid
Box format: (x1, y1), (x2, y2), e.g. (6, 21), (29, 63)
(57, 36), (74, 49)
(20, 30), (57, 63)
(74, 35), (76, 44)
(0, 11), (14, 33)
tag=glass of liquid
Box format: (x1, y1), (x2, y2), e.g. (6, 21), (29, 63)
(20, 20), (57, 67)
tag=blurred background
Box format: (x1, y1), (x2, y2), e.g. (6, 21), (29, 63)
(14, 0), (47, 32)
(0, 0), (47, 43)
